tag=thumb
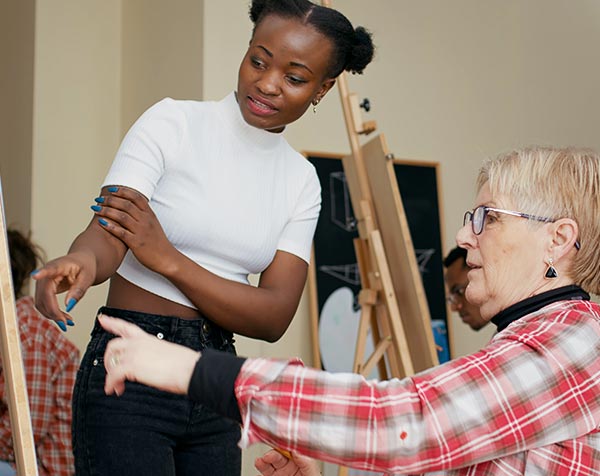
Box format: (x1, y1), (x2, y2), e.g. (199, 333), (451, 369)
(63, 269), (94, 312)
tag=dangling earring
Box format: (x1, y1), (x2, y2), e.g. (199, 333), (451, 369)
(312, 97), (321, 114)
(545, 258), (558, 279)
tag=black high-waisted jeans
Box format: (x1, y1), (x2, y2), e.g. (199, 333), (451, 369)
(72, 307), (242, 476)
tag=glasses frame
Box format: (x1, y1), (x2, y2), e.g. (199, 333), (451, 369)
(463, 206), (554, 235)
(463, 205), (581, 250)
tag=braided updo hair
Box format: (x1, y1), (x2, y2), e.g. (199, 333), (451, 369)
(7, 229), (44, 299)
(249, 0), (375, 78)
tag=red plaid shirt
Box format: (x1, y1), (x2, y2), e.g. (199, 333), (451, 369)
(235, 299), (600, 475)
(0, 296), (79, 476)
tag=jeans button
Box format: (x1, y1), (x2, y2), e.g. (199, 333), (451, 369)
(202, 322), (210, 333)
(156, 332), (164, 340)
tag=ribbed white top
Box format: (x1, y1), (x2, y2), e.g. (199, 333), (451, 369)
(102, 92), (321, 308)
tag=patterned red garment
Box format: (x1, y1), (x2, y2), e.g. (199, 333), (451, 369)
(235, 300), (600, 475)
(0, 296), (79, 476)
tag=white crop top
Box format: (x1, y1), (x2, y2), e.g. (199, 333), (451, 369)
(102, 92), (321, 308)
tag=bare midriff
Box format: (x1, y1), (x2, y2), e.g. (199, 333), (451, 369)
(106, 273), (203, 320)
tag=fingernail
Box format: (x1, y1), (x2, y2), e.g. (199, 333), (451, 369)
(91, 205), (102, 212)
(56, 321), (67, 332)
(66, 298), (77, 312)
(98, 218), (108, 227)
(30, 269), (40, 276)
(94, 197), (105, 203)
(107, 186), (119, 192)
(67, 319), (75, 327)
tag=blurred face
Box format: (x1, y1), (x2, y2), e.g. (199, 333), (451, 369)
(237, 15), (336, 133)
(445, 259), (488, 331)
(456, 182), (550, 319)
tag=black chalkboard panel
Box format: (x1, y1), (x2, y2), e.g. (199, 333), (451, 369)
(306, 153), (450, 372)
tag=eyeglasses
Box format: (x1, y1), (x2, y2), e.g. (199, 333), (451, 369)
(446, 283), (467, 305)
(463, 206), (554, 235)
(463, 205), (581, 250)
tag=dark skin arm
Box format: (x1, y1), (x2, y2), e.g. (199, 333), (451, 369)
(32, 186), (128, 325)
(91, 187), (308, 342)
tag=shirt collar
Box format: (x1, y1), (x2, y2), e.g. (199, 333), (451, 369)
(216, 92), (284, 152)
(491, 284), (590, 332)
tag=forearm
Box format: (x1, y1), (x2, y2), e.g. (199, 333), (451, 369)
(187, 349), (246, 422)
(163, 252), (303, 341)
(69, 220), (127, 285)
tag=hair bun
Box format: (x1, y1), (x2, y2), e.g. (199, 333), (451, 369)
(346, 26), (375, 75)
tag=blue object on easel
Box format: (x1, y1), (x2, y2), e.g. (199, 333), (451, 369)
(431, 319), (450, 363)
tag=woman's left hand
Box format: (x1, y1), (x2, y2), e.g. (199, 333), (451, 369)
(92, 187), (177, 274)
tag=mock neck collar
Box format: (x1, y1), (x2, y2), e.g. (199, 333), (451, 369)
(216, 92), (284, 152)
(491, 284), (590, 332)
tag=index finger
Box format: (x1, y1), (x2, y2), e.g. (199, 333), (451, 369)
(260, 449), (290, 468)
(98, 314), (148, 338)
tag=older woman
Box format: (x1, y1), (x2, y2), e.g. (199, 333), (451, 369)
(100, 146), (600, 475)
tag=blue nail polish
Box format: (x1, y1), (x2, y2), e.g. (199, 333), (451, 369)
(67, 319), (75, 327)
(94, 197), (105, 203)
(91, 205), (102, 212)
(98, 218), (108, 227)
(56, 321), (67, 332)
(66, 297), (77, 312)
(107, 186), (119, 192)
(30, 269), (40, 276)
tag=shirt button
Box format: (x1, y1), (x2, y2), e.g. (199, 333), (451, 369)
(156, 332), (164, 340)
(93, 359), (99, 366)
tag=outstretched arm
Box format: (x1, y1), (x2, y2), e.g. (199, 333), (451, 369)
(100, 310), (600, 475)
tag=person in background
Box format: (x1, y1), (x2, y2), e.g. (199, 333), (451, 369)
(0, 230), (79, 476)
(32, 0), (375, 474)
(97, 146), (600, 475)
(443, 246), (488, 331)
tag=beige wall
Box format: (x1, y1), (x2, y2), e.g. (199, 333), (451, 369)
(31, 0), (122, 350)
(3, 1), (600, 475)
(0, 0), (35, 231)
(121, 0), (204, 130)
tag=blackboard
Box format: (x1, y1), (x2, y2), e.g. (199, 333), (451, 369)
(305, 152), (450, 373)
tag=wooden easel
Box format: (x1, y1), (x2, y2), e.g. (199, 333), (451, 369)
(0, 180), (39, 475)
(319, 2), (438, 474)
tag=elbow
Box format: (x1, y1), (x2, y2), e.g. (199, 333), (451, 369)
(257, 310), (295, 343)
(261, 324), (288, 343)
(263, 331), (284, 343)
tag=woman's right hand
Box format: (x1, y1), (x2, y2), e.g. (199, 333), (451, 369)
(255, 450), (321, 476)
(32, 251), (97, 328)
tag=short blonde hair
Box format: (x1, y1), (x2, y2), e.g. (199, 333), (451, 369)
(477, 146), (600, 294)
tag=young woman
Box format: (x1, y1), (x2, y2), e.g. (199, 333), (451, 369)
(33, 1), (374, 475)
